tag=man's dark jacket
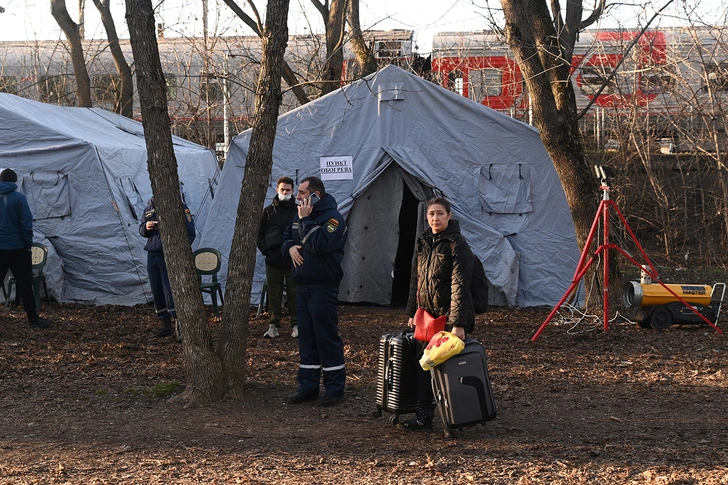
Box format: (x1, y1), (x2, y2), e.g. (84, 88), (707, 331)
(281, 193), (347, 288)
(0, 181), (33, 251)
(139, 198), (196, 251)
(406, 219), (475, 333)
(257, 195), (297, 269)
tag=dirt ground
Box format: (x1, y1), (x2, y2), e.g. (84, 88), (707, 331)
(2, 275), (728, 484)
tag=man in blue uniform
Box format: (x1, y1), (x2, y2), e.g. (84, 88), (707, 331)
(0, 168), (52, 328)
(139, 197), (196, 338)
(282, 176), (348, 407)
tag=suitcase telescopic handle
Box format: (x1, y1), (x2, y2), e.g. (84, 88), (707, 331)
(386, 357), (393, 390)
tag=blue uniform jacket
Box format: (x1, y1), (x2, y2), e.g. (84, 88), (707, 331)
(282, 193), (347, 288)
(0, 181), (33, 251)
(139, 198), (196, 252)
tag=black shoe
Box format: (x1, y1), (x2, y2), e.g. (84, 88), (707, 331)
(288, 391), (318, 404)
(29, 317), (52, 329)
(317, 394), (344, 407)
(396, 417), (433, 431)
(154, 318), (173, 338)
(154, 326), (173, 337)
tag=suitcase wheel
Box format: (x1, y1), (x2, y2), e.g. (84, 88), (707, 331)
(389, 414), (400, 425)
(444, 428), (463, 439)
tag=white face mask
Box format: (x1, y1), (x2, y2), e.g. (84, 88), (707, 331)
(279, 193), (292, 201)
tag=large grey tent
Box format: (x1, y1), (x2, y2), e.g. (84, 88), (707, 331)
(197, 65), (580, 307)
(0, 93), (219, 305)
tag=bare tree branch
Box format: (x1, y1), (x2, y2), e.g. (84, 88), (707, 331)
(221, 0), (309, 104)
(92, 0), (133, 117)
(577, 0), (675, 119)
(50, 0), (93, 106)
(580, 0), (607, 29)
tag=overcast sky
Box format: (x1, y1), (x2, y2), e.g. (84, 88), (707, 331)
(0, 0), (724, 54)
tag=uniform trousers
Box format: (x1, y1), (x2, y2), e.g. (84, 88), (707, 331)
(296, 285), (346, 397)
(147, 251), (175, 319)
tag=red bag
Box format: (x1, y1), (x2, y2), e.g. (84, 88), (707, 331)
(413, 308), (447, 342)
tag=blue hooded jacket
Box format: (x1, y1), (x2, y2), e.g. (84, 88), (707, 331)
(0, 181), (33, 251)
(282, 192), (348, 288)
(139, 198), (196, 252)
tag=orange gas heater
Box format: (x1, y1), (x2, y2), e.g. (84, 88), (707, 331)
(623, 269), (726, 330)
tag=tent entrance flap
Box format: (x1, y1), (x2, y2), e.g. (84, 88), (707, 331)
(391, 182), (419, 306)
(340, 164), (416, 305)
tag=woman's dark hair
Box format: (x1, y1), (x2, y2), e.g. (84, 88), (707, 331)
(427, 197), (451, 213)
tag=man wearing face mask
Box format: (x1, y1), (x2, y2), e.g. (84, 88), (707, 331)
(257, 176), (298, 338)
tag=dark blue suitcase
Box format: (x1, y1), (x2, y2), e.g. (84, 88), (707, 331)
(431, 338), (497, 429)
(375, 330), (419, 424)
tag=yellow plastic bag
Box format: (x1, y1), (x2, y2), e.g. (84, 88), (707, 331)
(419, 331), (465, 371)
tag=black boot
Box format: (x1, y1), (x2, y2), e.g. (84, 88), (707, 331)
(154, 317), (174, 338)
(396, 407), (434, 431)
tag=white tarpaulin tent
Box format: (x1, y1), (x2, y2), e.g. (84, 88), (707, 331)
(0, 93), (219, 305)
(197, 65), (580, 307)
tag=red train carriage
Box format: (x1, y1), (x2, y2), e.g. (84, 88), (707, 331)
(431, 29), (681, 114)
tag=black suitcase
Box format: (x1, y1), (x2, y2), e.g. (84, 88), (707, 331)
(375, 329), (419, 424)
(431, 338), (497, 429)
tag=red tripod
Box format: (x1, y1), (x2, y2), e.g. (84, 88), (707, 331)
(531, 171), (723, 341)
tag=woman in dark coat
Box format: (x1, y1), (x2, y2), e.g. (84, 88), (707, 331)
(400, 196), (475, 431)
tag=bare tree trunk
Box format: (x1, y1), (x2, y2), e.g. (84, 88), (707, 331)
(347, 0), (376, 77)
(218, 0), (291, 397)
(78, 0), (85, 38)
(221, 0), (309, 105)
(50, 0), (92, 106)
(126, 0), (226, 406)
(500, 0), (617, 311)
(501, 0), (598, 245)
(312, 0), (346, 95)
(93, 0), (134, 117)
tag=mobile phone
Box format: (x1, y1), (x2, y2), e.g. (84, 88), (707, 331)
(308, 193), (320, 205)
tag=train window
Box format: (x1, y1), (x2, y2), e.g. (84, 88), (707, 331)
(38, 75), (69, 104)
(375, 40), (403, 59)
(580, 66), (616, 96)
(640, 68), (675, 94)
(200, 75), (224, 104)
(468, 68), (502, 101)
(0, 76), (17, 94)
(448, 70), (464, 96)
(705, 62), (728, 91)
(93, 74), (121, 103)
(164, 73), (178, 100)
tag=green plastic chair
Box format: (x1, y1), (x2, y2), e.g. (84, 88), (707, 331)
(5, 243), (50, 311)
(193, 248), (224, 316)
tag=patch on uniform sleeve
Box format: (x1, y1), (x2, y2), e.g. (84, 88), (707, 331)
(145, 210), (155, 220)
(326, 218), (340, 233)
(185, 208), (193, 223)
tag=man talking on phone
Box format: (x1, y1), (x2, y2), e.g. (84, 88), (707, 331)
(282, 176), (348, 407)
(140, 197), (196, 338)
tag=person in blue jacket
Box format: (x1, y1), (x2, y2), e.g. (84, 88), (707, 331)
(0, 168), (52, 328)
(282, 176), (348, 407)
(139, 197), (195, 338)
